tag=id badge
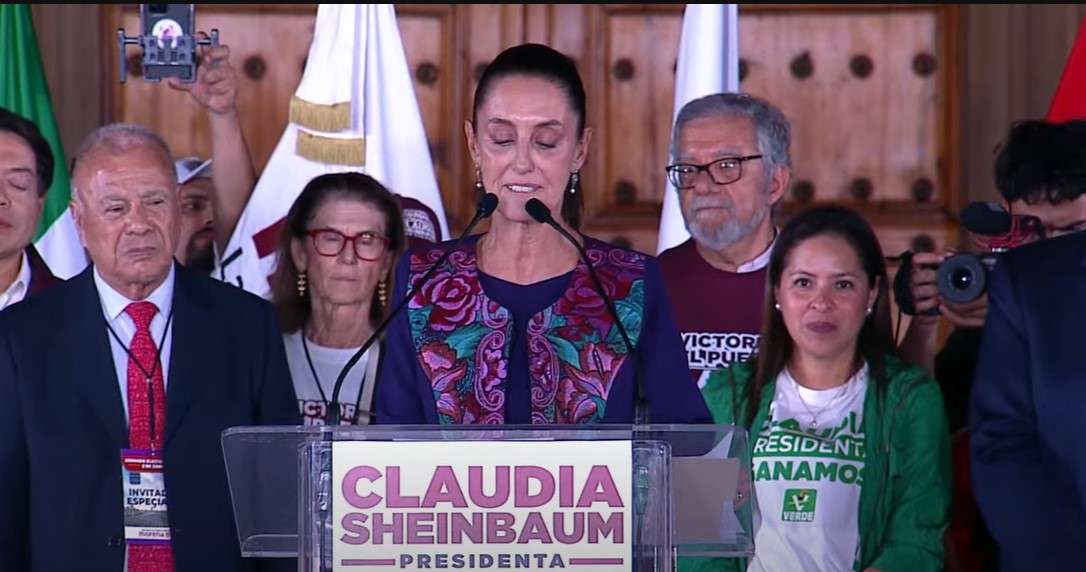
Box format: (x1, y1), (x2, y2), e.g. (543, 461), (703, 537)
(121, 449), (171, 544)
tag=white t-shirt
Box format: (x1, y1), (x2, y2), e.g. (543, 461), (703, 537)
(0, 251), (31, 311)
(748, 364), (869, 572)
(283, 331), (373, 426)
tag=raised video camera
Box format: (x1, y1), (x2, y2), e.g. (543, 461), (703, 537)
(117, 4), (219, 83)
(892, 202), (1037, 316)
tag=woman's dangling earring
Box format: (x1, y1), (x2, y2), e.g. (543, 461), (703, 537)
(377, 280), (388, 307)
(474, 166), (484, 193)
(569, 171), (580, 194)
(297, 272), (308, 298)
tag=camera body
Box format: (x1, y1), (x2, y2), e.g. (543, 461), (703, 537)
(893, 250), (999, 316)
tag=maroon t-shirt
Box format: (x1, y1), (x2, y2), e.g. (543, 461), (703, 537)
(658, 239), (768, 380)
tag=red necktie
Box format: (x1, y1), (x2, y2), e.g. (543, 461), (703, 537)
(125, 301), (173, 571)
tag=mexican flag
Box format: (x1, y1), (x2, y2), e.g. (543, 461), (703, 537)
(0, 4), (87, 278)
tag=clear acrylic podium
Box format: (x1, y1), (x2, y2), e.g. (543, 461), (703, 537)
(222, 424), (755, 571)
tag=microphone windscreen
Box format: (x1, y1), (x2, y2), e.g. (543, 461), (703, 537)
(524, 198), (553, 224)
(960, 201), (1012, 236)
(478, 193), (499, 217)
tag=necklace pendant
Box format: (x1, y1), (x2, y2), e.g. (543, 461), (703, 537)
(809, 419), (818, 430)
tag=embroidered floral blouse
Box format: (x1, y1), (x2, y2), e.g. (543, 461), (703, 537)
(374, 235), (711, 425)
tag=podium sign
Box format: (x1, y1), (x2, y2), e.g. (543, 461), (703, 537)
(331, 441), (632, 571)
(221, 424), (754, 572)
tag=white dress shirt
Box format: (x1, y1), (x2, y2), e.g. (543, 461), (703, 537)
(93, 265), (175, 421)
(0, 251), (31, 311)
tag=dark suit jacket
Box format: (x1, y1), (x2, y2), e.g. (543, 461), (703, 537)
(0, 263), (300, 571)
(971, 232), (1086, 571)
(25, 246), (58, 298)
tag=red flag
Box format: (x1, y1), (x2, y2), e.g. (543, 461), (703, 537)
(1047, 17), (1086, 122)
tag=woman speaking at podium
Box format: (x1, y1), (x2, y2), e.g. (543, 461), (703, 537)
(374, 44), (709, 425)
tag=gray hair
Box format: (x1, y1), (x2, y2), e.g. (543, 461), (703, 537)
(71, 123), (176, 201)
(670, 93), (792, 177)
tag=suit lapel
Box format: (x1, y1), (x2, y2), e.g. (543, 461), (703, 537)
(68, 268), (129, 449)
(165, 265), (214, 446)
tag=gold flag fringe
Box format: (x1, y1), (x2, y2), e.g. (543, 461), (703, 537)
(288, 96), (351, 132)
(296, 130), (366, 166)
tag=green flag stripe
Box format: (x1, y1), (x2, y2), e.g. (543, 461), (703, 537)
(0, 4), (72, 240)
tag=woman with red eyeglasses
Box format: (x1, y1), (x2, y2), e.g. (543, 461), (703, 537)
(268, 172), (406, 425)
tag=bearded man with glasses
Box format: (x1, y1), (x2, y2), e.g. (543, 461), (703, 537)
(659, 93), (793, 384)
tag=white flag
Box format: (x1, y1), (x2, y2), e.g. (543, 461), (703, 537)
(656, 4), (740, 254)
(216, 4), (448, 298)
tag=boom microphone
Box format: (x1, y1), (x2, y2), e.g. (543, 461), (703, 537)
(524, 198), (650, 425)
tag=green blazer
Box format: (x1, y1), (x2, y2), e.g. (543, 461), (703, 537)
(683, 355), (950, 572)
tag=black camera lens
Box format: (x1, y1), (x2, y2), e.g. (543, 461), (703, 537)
(937, 253), (988, 304)
(950, 268), (974, 290)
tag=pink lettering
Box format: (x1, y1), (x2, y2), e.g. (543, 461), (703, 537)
(450, 512), (483, 544)
(340, 513), (369, 544)
(587, 512), (624, 543)
(370, 512), (404, 544)
(421, 466), (468, 508)
(514, 466), (554, 508)
(559, 466), (574, 507)
(468, 465), (510, 508)
(386, 467), (420, 508)
(516, 512), (553, 544)
(342, 466), (382, 509)
(577, 466), (623, 507)
(486, 512), (516, 544)
(406, 512), (435, 544)
(553, 512), (584, 543)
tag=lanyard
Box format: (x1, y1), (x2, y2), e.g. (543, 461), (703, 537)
(301, 326), (369, 424)
(106, 311), (174, 446)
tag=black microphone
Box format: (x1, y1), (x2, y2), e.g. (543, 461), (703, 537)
(325, 192), (500, 425)
(524, 198), (650, 425)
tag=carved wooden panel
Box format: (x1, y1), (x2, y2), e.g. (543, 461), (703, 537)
(602, 7), (682, 212)
(740, 8), (943, 208)
(103, 4), (960, 257)
(108, 5), (315, 172)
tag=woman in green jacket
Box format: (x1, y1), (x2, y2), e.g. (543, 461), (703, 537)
(690, 206), (950, 572)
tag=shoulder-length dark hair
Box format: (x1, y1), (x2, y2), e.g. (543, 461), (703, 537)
(270, 172), (406, 333)
(743, 205), (895, 426)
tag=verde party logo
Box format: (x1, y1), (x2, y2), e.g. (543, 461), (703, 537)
(782, 489), (817, 523)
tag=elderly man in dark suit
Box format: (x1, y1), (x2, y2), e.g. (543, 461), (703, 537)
(0, 123), (299, 571)
(0, 107), (59, 311)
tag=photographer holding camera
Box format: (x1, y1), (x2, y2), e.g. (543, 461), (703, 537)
(896, 119), (1086, 571)
(899, 121), (1086, 427)
(969, 119), (1086, 571)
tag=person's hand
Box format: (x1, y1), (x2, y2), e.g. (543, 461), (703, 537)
(167, 39), (237, 115)
(907, 251), (944, 329)
(939, 294), (988, 328)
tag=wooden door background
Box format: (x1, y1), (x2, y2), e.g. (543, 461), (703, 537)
(100, 3), (964, 260)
